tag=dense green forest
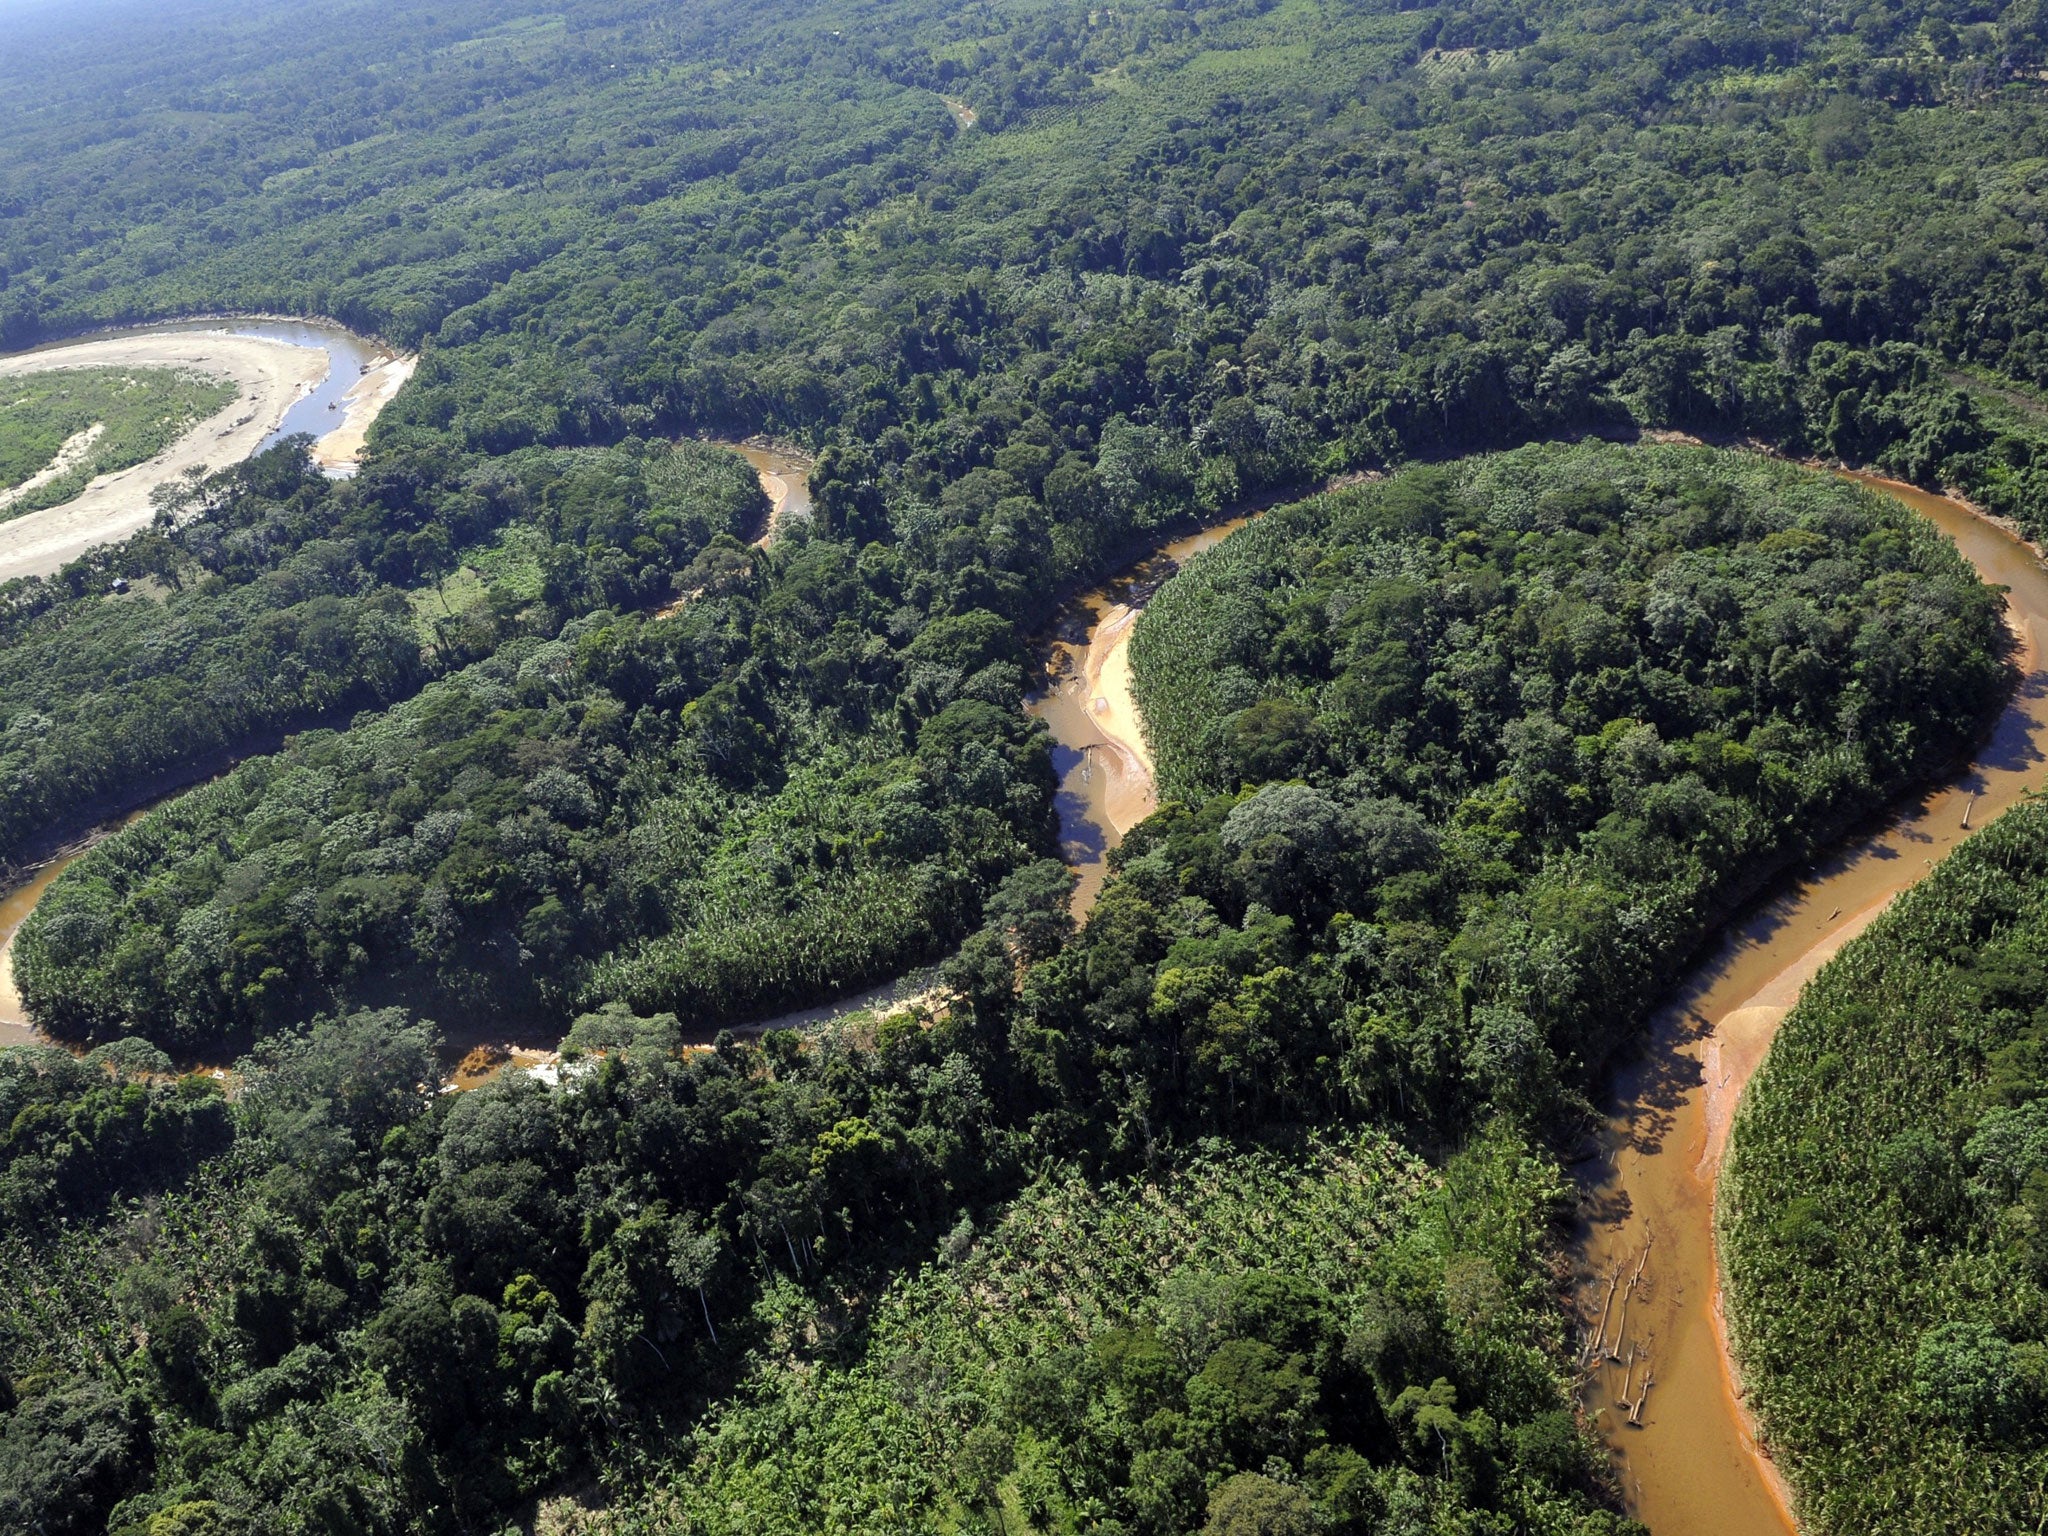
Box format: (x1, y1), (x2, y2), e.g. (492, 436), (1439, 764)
(13, 434), (1056, 1053)
(7, 0), (2048, 1528)
(15, 0), (2048, 537)
(0, 435), (773, 878)
(1722, 799), (2048, 1535)
(0, 367), (233, 517)
(0, 447), (2011, 1535)
(10, 0), (2048, 934)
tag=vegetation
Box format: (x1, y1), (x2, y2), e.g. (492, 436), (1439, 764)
(1723, 798), (2048, 1535)
(6, 0), (2048, 1528)
(640, 1134), (1627, 1536)
(14, 0), (2048, 540)
(1114, 444), (2005, 1124)
(0, 366), (234, 517)
(1, 443), (2010, 1535)
(13, 436), (1054, 1055)
(0, 435), (764, 875)
(11, 0), (2048, 948)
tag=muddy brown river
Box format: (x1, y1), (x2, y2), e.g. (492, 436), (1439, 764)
(0, 853), (76, 1050)
(6, 467), (2044, 1532)
(1578, 473), (2048, 1533)
(1028, 520), (1245, 910)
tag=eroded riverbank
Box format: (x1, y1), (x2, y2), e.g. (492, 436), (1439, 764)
(1577, 473), (2048, 1534)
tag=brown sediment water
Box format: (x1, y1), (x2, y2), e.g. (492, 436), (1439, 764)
(1577, 472), (2048, 1534)
(0, 856), (78, 1050)
(1028, 518), (1246, 912)
(728, 443), (812, 543)
(0, 803), (160, 1051)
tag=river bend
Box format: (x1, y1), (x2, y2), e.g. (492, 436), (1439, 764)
(1577, 474), (2048, 1534)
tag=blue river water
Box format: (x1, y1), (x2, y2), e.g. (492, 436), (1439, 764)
(9, 315), (388, 460)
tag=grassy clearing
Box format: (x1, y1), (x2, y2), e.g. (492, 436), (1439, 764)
(0, 366), (236, 519)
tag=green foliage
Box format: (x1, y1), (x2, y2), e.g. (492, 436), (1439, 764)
(0, 367), (234, 517)
(1096, 443), (2004, 1143)
(0, 1382), (154, 1536)
(0, 1046), (231, 1228)
(17, 589), (1054, 1053)
(1723, 798), (2048, 1533)
(0, 981), (1039, 1534)
(636, 1134), (1625, 1536)
(6, 0), (2048, 1530)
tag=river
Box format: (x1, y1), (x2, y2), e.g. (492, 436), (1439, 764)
(9, 316), (403, 467)
(1022, 473), (2048, 1530)
(0, 316), (414, 583)
(9, 465), (2041, 1528)
(727, 442), (812, 540)
(0, 434), (822, 1074)
(0, 853), (78, 1051)
(1576, 473), (2048, 1534)
(1027, 520), (1246, 910)
(0, 803), (157, 1051)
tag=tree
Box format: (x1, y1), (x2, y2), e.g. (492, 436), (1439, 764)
(952, 1422), (1015, 1533)
(1912, 1323), (2034, 1438)
(1203, 1473), (1315, 1536)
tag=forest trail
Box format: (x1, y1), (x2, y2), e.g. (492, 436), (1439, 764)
(1578, 473), (2048, 1534)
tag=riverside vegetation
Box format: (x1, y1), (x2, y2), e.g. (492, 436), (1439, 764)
(0, 446), (2013, 1534)
(3, 0), (2048, 1529)
(1722, 799), (2048, 1536)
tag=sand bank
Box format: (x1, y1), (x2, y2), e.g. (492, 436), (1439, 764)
(311, 353), (417, 471)
(1083, 603), (1157, 801)
(0, 326), (410, 583)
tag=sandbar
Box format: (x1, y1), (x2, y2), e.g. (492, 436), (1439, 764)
(312, 353), (417, 471)
(0, 327), (413, 584)
(1081, 602), (1163, 819)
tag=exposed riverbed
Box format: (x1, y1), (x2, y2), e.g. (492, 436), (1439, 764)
(1027, 519), (1246, 911)
(1577, 473), (2048, 1534)
(727, 441), (812, 542)
(0, 317), (412, 581)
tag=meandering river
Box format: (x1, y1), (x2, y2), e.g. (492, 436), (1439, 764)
(0, 317), (413, 581)
(1576, 473), (2048, 1534)
(6, 464), (2044, 1531)
(1022, 472), (2048, 1532)
(1027, 520), (1246, 911)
